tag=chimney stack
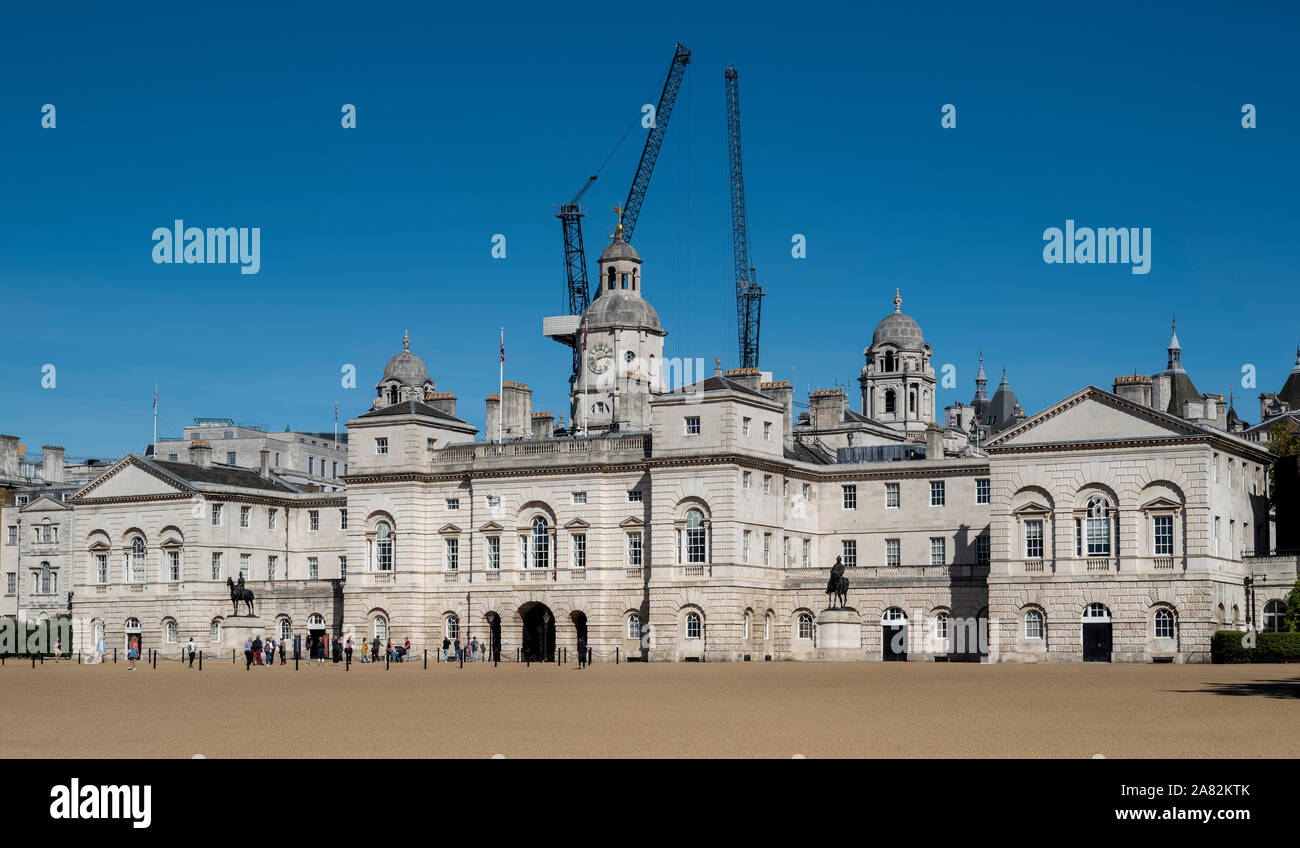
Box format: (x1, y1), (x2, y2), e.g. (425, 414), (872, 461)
(531, 411), (554, 439)
(426, 391), (457, 418)
(188, 440), (213, 467)
(1112, 374), (1152, 408)
(485, 395), (501, 441)
(808, 389), (846, 431)
(41, 445), (65, 484)
(925, 422), (944, 460)
(0, 435), (21, 480)
(725, 367), (763, 394)
(259, 445), (271, 477)
(501, 381), (533, 438)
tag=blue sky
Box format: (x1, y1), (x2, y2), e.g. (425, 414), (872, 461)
(1, 1), (1297, 458)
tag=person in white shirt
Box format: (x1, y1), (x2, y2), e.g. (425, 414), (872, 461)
(187, 638), (197, 668)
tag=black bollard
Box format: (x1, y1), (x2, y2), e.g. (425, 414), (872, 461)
(346, 655), (350, 671)
(153, 650), (157, 670)
(32, 655), (36, 668)
(113, 648), (117, 663)
(424, 650), (427, 669)
(199, 651), (203, 671)
(386, 652), (390, 670)
(459, 650), (463, 669)
(40, 653), (44, 665)
(615, 647), (619, 664)
(295, 656), (299, 671)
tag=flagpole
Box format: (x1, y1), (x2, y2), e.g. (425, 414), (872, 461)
(152, 385), (158, 458)
(498, 327), (504, 443)
(581, 324), (588, 437)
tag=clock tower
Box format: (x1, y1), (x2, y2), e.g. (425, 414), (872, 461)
(572, 212), (666, 433)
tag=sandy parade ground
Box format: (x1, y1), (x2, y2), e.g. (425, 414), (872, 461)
(1, 656), (1296, 759)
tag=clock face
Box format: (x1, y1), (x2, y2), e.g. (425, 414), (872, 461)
(624, 350), (635, 364)
(588, 342), (612, 374)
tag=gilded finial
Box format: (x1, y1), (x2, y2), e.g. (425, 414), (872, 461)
(613, 205), (624, 240)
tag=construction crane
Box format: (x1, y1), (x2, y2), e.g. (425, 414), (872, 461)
(545, 43), (692, 391)
(726, 65), (763, 369)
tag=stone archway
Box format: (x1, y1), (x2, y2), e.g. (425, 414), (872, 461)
(484, 612), (502, 662)
(520, 602), (555, 662)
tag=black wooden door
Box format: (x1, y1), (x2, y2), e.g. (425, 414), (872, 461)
(883, 625), (907, 661)
(1082, 623), (1112, 662)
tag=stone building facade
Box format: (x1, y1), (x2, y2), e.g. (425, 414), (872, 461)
(4, 235), (1294, 662)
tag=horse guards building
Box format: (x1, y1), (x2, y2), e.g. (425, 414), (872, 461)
(4, 234), (1298, 663)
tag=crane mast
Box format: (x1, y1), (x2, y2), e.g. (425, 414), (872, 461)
(726, 66), (763, 370)
(548, 44), (692, 396)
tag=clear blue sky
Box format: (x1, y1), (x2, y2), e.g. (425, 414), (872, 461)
(2, 1), (1297, 458)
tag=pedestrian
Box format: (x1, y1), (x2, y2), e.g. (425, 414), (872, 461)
(469, 636), (479, 662)
(371, 637), (380, 664)
(454, 636), (461, 663)
(404, 636), (411, 661)
(265, 638), (275, 667)
(244, 638), (253, 670)
(386, 639), (393, 662)
(187, 637), (196, 668)
(360, 639), (369, 663)
(253, 635), (263, 666)
(94, 633), (106, 665)
(317, 636), (326, 666)
(279, 637), (286, 665)
(127, 637), (139, 671)
(345, 636), (353, 664)
(55, 635), (61, 663)
(442, 636), (450, 662)
(578, 637), (587, 669)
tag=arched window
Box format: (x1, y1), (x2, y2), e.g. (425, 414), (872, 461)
(165, 620), (178, 643)
(279, 618), (292, 641)
(445, 615), (459, 640)
(125, 617), (141, 629)
(685, 509), (706, 564)
(883, 351), (895, 372)
(130, 537), (146, 582)
(1083, 603), (1110, 621)
(1262, 600), (1285, 633)
(909, 390), (916, 413)
(632, 269), (638, 291)
(531, 516), (550, 569)
(374, 615), (388, 641)
(94, 621), (105, 644)
(40, 563), (51, 594)
(607, 266), (616, 289)
(1085, 497), (1111, 556)
(1154, 608), (1176, 639)
(210, 619), (221, 642)
(308, 613), (325, 629)
(764, 613), (772, 640)
(685, 612), (702, 640)
(743, 611), (751, 640)
(1024, 609), (1044, 639)
(797, 613), (814, 640)
(934, 612), (950, 641)
(374, 522), (393, 571)
(882, 607), (907, 623)
(884, 389), (896, 414)
(627, 614), (641, 641)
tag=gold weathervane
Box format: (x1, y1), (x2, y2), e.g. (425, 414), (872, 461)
(613, 205), (624, 239)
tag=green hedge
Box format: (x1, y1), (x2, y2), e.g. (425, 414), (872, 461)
(1211, 630), (1300, 663)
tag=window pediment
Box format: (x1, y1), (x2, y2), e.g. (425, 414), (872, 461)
(479, 521), (504, 533)
(1139, 496), (1182, 512)
(438, 523), (462, 536)
(619, 516), (645, 529)
(564, 518), (591, 530)
(1012, 500), (1051, 516)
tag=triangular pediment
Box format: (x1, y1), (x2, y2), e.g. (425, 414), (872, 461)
(1140, 496), (1183, 511)
(987, 387), (1202, 448)
(619, 516), (646, 528)
(71, 456), (193, 501)
(564, 518), (591, 530)
(1012, 500), (1052, 516)
(19, 494), (71, 512)
(438, 523), (462, 535)
(478, 521), (503, 533)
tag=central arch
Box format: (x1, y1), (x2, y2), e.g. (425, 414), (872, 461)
(484, 611), (502, 662)
(520, 602), (555, 662)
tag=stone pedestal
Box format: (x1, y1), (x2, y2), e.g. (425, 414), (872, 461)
(220, 616), (269, 651)
(815, 608), (861, 660)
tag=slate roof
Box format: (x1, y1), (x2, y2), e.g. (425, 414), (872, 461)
(667, 375), (771, 399)
(148, 459), (300, 493)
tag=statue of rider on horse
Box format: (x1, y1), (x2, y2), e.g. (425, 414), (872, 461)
(826, 555), (849, 610)
(227, 575), (255, 616)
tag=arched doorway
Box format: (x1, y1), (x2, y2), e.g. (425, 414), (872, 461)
(882, 608), (907, 661)
(125, 617), (143, 653)
(307, 613), (326, 659)
(1082, 603), (1112, 662)
(484, 612), (502, 662)
(571, 611), (588, 658)
(520, 603), (555, 662)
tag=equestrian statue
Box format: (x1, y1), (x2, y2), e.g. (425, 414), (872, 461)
(227, 575), (256, 616)
(825, 555), (849, 610)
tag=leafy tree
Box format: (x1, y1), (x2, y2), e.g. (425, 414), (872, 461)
(1285, 578), (1300, 633)
(1266, 420), (1300, 494)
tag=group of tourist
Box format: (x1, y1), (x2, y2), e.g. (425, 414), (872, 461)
(359, 635), (412, 663)
(440, 635), (488, 662)
(242, 635), (286, 669)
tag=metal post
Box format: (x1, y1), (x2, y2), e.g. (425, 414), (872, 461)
(615, 647), (619, 664)
(199, 651), (203, 671)
(386, 652), (390, 670)
(459, 650), (463, 669)
(424, 649), (427, 669)
(153, 650), (157, 669)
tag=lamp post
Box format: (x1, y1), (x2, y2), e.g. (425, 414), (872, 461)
(542, 610), (552, 662)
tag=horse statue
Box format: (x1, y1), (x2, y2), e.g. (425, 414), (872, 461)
(825, 555), (849, 610)
(227, 576), (255, 616)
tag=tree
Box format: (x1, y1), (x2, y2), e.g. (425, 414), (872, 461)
(1266, 420), (1300, 493)
(1284, 578), (1300, 633)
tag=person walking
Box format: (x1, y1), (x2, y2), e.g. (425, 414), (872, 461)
(453, 636), (461, 663)
(279, 637), (286, 665)
(404, 636), (411, 662)
(265, 638), (275, 668)
(442, 636), (450, 662)
(187, 637), (196, 668)
(577, 637), (587, 669)
(54, 635), (62, 663)
(94, 633), (106, 665)
(127, 637), (139, 671)
(317, 636), (326, 666)
(253, 635), (264, 666)
(244, 638), (253, 670)
(345, 636), (353, 664)
(469, 636), (479, 662)
(360, 640), (369, 663)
